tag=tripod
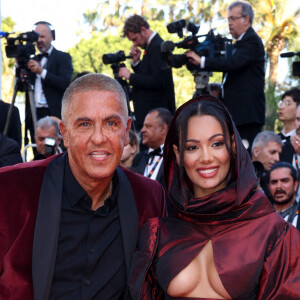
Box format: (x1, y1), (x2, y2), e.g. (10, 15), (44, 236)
(110, 63), (137, 132)
(3, 65), (37, 146)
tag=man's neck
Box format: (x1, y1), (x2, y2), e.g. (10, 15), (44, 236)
(274, 199), (296, 213)
(283, 121), (296, 135)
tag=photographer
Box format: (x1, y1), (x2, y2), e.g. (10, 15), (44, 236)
(27, 21), (73, 120)
(34, 116), (61, 160)
(186, 0), (265, 152)
(118, 15), (176, 130)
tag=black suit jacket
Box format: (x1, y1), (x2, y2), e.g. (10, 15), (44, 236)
(35, 47), (73, 118)
(205, 27), (265, 127)
(0, 100), (22, 146)
(129, 33), (176, 129)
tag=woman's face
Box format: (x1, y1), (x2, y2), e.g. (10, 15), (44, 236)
(174, 115), (232, 198)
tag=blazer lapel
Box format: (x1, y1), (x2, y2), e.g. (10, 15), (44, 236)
(116, 167), (139, 277)
(32, 154), (66, 300)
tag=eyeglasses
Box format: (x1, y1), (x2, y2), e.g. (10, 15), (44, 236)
(228, 16), (245, 22)
(278, 100), (293, 108)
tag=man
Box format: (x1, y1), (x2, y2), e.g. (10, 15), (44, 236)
(132, 108), (172, 213)
(0, 133), (22, 167)
(27, 21), (73, 120)
(252, 131), (282, 201)
(119, 129), (139, 169)
(34, 116), (61, 160)
(187, 1), (265, 152)
(278, 88), (300, 163)
(118, 15), (176, 130)
(0, 74), (166, 299)
(268, 162), (300, 230)
(0, 99), (22, 146)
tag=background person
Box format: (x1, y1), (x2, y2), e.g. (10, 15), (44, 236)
(0, 73), (166, 299)
(186, 1), (265, 152)
(119, 129), (139, 169)
(268, 162), (300, 230)
(33, 116), (61, 160)
(129, 96), (300, 299)
(118, 14), (176, 130)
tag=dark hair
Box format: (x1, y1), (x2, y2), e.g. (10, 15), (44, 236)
(282, 87), (300, 104)
(128, 130), (139, 146)
(122, 15), (150, 37)
(174, 99), (235, 197)
(148, 107), (173, 128)
(267, 161), (298, 183)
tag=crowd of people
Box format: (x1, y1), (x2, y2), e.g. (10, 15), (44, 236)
(0, 1), (300, 299)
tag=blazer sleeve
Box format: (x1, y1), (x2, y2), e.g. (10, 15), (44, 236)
(204, 28), (264, 73)
(44, 51), (73, 91)
(257, 224), (300, 299)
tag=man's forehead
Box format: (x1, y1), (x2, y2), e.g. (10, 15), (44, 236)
(270, 168), (291, 179)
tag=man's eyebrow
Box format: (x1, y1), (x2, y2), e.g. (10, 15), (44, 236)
(104, 115), (122, 121)
(74, 117), (91, 122)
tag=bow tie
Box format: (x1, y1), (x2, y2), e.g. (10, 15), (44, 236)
(37, 52), (49, 61)
(148, 147), (162, 164)
(278, 132), (291, 142)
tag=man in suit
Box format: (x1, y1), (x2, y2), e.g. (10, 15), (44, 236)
(268, 162), (300, 231)
(132, 107), (173, 213)
(186, 1), (265, 152)
(0, 74), (166, 299)
(118, 15), (176, 130)
(27, 21), (73, 120)
(0, 99), (22, 146)
(278, 88), (300, 164)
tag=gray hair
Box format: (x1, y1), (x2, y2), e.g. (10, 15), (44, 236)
(61, 73), (128, 124)
(36, 116), (60, 137)
(251, 131), (282, 155)
(228, 1), (254, 24)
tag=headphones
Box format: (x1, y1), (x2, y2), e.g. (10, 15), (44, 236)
(33, 21), (56, 40)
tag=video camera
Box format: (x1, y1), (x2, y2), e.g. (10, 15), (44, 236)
(280, 51), (300, 77)
(4, 31), (39, 67)
(161, 19), (233, 70)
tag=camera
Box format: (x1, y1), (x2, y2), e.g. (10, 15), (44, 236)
(161, 20), (232, 70)
(5, 31), (39, 67)
(102, 50), (131, 65)
(45, 137), (56, 157)
(280, 51), (300, 77)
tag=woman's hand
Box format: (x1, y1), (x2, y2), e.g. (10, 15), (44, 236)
(186, 51), (201, 66)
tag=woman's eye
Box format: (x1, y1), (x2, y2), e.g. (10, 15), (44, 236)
(212, 141), (224, 147)
(186, 145), (198, 151)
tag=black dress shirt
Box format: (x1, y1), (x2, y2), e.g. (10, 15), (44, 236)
(49, 159), (126, 299)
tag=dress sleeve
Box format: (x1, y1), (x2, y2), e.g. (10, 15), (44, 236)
(257, 224), (300, 299)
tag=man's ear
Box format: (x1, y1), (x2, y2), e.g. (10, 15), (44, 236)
(161, 123), (168, 135)
(252, 146), (260, 160)
(294, 180), (299, 194)
(59, 122), (68, 148)
(173, 144), (180, 165)
(124, 117), (132, 147)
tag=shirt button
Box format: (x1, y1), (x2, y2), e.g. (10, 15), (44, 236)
(83, 279), (90, 285)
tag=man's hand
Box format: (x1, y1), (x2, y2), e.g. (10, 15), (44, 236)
(130, 46), (141, 64)
(27, 59), (43, 74)
(186, 50), (201, 65)
(291, 134), (300, 155)
(118, 67), (131, 80)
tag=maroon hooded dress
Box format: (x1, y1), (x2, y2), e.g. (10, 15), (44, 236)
(129, 96), (300, 300)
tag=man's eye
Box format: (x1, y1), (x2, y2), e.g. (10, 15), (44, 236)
(107, 120), (116, 126)
(79, 122), (90, 127)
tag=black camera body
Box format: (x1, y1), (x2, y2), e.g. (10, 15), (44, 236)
(5, 31), (39, 67)
(161, 20), (232, 70)
(280, 51), (300, 77)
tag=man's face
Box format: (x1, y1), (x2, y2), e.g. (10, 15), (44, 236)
(141, 111), (164, 149)
(278, 96), (297, 124)
(295, 105), (300, 136)
(35, 24), (53, 53)
(253, 141), (282, 171)
(60, 90), (131, 185)
(35, 125), (60, 155)
(268, 167), (298, 205)
(228, 6), (249, 39)
(127, 31), (148, 49)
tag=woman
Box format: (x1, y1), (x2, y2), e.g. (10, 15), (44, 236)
(129, 96), (300, 300)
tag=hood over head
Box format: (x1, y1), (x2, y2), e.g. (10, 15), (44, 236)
(163, 96), (274, 222)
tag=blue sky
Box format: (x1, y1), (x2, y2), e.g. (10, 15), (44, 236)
(1, 0), (100, 51)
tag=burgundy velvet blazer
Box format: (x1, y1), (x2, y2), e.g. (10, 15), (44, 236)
(0, 153), (167, 300)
